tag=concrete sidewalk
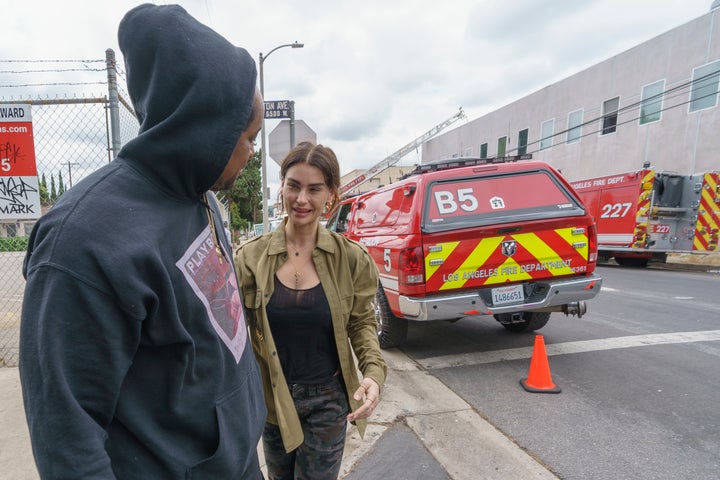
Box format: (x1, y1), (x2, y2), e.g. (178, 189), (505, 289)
(339, 349), (558, 479)
(1, 349), (557, 479)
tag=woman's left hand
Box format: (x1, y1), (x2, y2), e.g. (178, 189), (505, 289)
(347, 377), (380, 422)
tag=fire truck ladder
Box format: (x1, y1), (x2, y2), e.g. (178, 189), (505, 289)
(339, 107), (466, 196)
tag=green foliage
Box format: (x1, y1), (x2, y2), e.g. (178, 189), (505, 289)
(229, 203), (250, 232)
(40, 172), (66, 205)
(50, 175), (57, 199)
(58, 171), (65, 196)
(0, 236), (29, 252)
(227, 151), (263, 230)
(40, 173), (50, 206)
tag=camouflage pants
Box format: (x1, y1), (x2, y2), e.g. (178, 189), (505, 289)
(262, 375), (349, 480)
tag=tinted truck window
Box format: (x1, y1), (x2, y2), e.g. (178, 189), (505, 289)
(423, 170), (584, 232)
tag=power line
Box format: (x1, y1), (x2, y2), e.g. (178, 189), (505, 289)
(518, 87), (720, 158)
(509, 70), (720, 156)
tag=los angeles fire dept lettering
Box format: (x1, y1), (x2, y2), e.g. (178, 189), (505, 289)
(442, 259), (576, 283)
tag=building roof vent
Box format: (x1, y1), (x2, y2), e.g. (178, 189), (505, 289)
(713, 0), (720, 10)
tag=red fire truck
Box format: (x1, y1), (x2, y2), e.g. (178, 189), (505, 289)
(571, 167), (720, 267)
(327, 155), (602, 348)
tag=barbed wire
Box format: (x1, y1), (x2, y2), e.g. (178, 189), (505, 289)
(0, 59), (104, 63)
(0, 68), (106, 74)
(0, 82), (108, 88)
(0, 57), (126, 89)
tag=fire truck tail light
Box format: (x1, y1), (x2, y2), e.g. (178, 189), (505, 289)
(588, 224), (598, 263)
(400, 246), (425, 285)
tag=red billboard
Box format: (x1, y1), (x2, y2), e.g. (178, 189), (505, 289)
(0, 104), (41, 219)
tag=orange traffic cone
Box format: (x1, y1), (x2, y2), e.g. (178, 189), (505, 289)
(520, 334), (561, 394)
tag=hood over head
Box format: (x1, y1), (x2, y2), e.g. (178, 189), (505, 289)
(118, 3), (257, 198)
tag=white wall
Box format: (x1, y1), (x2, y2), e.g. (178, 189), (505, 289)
(423, 9), (720, 181)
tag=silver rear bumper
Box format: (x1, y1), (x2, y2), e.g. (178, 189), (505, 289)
(397, 274), (602, 321)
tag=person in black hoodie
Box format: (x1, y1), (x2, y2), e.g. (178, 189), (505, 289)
(19, 4), (266, 479)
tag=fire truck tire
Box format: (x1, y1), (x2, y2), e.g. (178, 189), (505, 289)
(496, 312), (551, 333)
(614, 257), (649, 268)
(372, 287), (408, 349)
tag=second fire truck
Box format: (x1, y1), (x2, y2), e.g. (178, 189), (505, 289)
(571, 167), (720, 267)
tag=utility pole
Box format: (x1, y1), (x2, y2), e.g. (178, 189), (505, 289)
(61, 161), (79, 188)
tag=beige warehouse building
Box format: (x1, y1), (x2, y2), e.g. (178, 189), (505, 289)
(423, 3), (720, 182)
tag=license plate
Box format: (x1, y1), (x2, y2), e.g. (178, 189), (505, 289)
(491, 284), (524, 305)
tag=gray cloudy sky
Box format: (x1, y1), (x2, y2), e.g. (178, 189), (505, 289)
(1, 0), (715, 193)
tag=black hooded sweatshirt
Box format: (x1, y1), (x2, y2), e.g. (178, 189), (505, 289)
(19, 4), (266, 478)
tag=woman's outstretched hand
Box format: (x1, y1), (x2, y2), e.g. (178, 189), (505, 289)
(347, 377), (380, 422)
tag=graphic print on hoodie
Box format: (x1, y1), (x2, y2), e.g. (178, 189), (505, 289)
(177, 225), (247, 362)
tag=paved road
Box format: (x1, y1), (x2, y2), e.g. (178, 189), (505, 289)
(398, 265), (720, 479)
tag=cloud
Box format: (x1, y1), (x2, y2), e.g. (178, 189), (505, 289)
(1, 0), (714, 184)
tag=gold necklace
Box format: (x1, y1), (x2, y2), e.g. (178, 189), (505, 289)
(203, 193), (224, 264)
(288, 257), (302, 289)
(286, 241), (311, 289)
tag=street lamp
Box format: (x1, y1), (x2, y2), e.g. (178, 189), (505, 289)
(259, 41), (304, 233)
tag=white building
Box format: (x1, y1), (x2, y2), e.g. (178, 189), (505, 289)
(423, 4), (720, 182)
(340, 166), (416, 196)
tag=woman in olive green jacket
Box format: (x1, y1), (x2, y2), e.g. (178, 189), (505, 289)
(236, 142), (386, 479)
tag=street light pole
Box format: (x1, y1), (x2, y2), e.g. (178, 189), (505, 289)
(259, 41), (303, 234)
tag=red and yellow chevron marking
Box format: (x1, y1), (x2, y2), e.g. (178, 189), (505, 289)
(424, 227), (590, 292)
(693, 172), (720, 252)
(632, 170), (655, 248)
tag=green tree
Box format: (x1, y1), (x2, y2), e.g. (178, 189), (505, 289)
(58, 171), (66, 197)
(40, 173), (50, 206)
(227, 150), (263, 230)
(50, 174), (57, 201)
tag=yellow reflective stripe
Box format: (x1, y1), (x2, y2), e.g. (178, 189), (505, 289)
(693, 236), (705, 251)
(695, 173), (720, 250)
(701, 174), (719, 230)
(425, 241), (460, 280)
(513, 232), (573, 277)
(554, 227), (589, 260)
(434, 229), (583, 290)
(439, 237), (502, 290)
(637, 171), (654, 219)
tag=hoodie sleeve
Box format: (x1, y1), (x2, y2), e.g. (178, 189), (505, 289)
(20, 266), (140, 479)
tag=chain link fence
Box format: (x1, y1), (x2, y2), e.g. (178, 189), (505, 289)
(0, 50), (139, 366)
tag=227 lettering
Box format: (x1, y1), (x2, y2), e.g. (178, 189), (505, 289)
(600, 202), (632, 218)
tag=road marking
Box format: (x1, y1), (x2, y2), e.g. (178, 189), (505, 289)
(417, 330), (720, 370)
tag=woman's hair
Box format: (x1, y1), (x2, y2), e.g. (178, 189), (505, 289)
(280, 141), (341, 211)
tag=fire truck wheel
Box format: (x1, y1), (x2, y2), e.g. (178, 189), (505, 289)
(614, 257), (649, 268)
(496, 312), (551, 333)
(372, 287), (408, 349)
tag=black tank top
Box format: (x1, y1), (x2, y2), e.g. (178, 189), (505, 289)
(265, 275), (340, 384)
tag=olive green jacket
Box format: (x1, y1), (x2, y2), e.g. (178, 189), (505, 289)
(235, 221), (387, 453)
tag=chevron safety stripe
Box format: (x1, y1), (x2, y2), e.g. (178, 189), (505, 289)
(425, 240), (461, 279)
(632, 169), (655, 248)
(425, 227), (590, 291)
(693, 172), (720, 251)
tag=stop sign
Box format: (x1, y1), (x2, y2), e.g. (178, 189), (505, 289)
(268, 120), (317, 165)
